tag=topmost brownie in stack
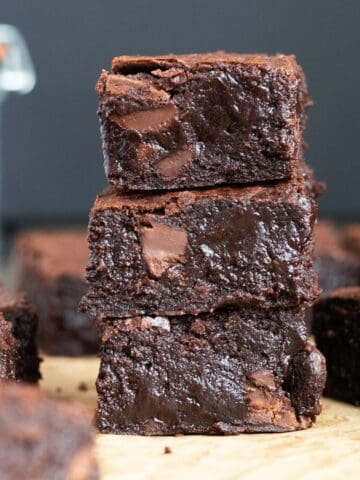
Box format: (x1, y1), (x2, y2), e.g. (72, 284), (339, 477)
(83, 52), (325, 435)
(97, 52), (310, 191)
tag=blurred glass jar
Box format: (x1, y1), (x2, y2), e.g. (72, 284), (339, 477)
(0, 25), (36, 98)
(0, 25), (36, 267)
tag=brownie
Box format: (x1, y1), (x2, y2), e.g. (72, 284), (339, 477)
(0, 285), (40, 383)
(97, 52), (311, 191)
(314, 221), (360, 296)
(313, 287), (360, 406)
(15, 231), (98, 355)
(343, 224), (360, 257)
(96, 307), (326, 435)
(0, 381), (98, 479)
(80, 166), (319, 319)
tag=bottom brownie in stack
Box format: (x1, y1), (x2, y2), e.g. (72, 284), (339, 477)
(96, 307), (326, 435)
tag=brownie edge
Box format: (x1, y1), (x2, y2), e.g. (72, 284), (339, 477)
(98, 52), (311, 191)
(96, 309), (326, 435)
(80, 166), (319, 319)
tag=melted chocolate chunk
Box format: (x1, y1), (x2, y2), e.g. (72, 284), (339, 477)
(140, 221), (188, 278)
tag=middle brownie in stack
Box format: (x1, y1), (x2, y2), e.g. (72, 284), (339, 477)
(81, 52), (326, 435)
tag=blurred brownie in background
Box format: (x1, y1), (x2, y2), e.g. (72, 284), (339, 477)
(343, 224), (360, 257)
(0, 381), (99, 479)
(313, 287), (360, 406)
(314, 221), (360, 296)
(0, 285), (40, 382)
(15, 231), (98, 356)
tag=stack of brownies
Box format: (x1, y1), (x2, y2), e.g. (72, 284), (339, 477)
(80, 52), (327, 435)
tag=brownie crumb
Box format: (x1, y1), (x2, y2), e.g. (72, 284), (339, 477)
(164, 446), (172, 454)
(78, 381), (88, 392)
(55, 387), (62, 393)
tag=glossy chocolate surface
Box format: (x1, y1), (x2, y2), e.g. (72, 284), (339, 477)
(97, 52), (310, 190)
(80, 167), (319, 319)
(96, 308), (325, 435)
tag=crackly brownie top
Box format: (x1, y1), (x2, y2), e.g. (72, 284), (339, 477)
(93, 165), (315, 214)
(16, 230), (88, 279)
(111, 51), (304, 76)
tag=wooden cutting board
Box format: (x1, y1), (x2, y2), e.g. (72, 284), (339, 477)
(41, 356), (360, 480)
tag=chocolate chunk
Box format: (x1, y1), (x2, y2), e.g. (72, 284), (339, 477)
(140, 221), (188, 278)
(156, 149), (193, 180)
(110, 104), (178, 133)
(248, 370), (277, 391)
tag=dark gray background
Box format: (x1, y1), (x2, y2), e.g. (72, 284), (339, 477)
(2, 0), (360, 225)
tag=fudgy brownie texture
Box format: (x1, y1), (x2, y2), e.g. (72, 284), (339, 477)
(313, 287), (360, 406)
(96, 308), (326, 435)
(314, 221), (360, 296)
(80, 166), (319, 319)
(0, 381), (98, 480)
(97, 52), (311, 191)
(0, 285), (40, 383)
(15, 231), (98, 355)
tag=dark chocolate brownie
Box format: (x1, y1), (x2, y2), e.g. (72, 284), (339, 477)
(343, 224), (360, 257)
(97, 52), (311, 191)
(0, 285), (40, 382)
(0, 381), (98, 479)
(313, 287), (360, 406)
(15, 231), (98, 355)
(96, 307), (326, 435)
(314, 221), (360, 296)
(80, 166), (319, 319)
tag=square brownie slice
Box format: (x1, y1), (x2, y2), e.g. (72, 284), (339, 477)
(80, 166), (319, 319)
(96, 307), (326, 435)
(313, 287), (360, 406)
(15, 231), (98, 355)
(0, 381), (98, 479)
(0, 285), (40, 383)
(97, 52), (310, 191)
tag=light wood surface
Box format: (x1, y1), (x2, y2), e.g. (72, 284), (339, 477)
(41, 356), (360, 480)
